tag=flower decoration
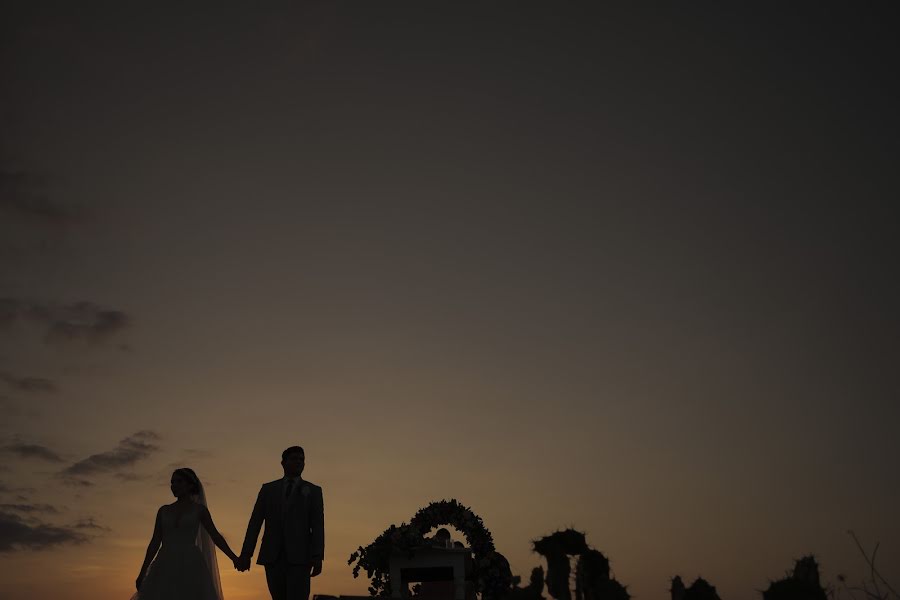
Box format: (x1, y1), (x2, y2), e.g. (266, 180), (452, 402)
(348, 499), (512, 600)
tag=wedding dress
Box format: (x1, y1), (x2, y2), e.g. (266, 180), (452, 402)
(132, 496), (223, 600)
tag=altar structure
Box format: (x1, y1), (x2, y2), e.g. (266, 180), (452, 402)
(390, 546), (472, 600)
(348, 500), (511, 600)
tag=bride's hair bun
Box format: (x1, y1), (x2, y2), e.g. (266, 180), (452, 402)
(173, 467), (201, 495)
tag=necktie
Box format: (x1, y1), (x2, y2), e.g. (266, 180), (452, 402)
(285, 479), (295, 499)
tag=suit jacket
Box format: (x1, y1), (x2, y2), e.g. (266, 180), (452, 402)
(241, 478), (325, 566)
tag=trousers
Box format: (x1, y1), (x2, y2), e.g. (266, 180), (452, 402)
(264, 557), (311, 600)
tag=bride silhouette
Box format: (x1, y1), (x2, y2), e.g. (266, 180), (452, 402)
(132, 468), (240, 600)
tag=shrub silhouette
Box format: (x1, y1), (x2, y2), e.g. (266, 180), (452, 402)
(671, 576), (722, 600)
(508, 567), (546, 600)
(533, 530), (588, 600)
(577, 550), (628, 600)
(763, 556), (827, 600)
(531, 530), (628, 600)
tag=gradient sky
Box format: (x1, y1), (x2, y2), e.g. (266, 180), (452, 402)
(2, 4), (899, 600)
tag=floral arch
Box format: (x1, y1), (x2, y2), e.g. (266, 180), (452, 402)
(349, 499), (512, 600)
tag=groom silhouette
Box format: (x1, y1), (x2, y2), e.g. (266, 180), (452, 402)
(238, 446), (325, 600)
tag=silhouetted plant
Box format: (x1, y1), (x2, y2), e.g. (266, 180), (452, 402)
(508, 567), (546, 600)
(348, 499), (511, 600)
(532, 529), (628, 600)
(577, 549), (610, 586)
(533, 530), (589, 600)
(763, 555), (828, 600)
(577, 550), (628, 600)
(831, 531), (900, 600)
(670, 576), (721, 600)
(672, 576), (687, 600)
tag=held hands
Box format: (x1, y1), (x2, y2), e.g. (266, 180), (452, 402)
(230, 554), (318, 575)
(234, 555), (252, 572)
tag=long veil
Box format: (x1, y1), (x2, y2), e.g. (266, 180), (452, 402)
(193, 479), (224, 600)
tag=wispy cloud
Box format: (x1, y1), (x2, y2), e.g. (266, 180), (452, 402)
(61, 478), (94, 488)
(73, 518), (110, 532)
(0, 168), (85, 227)
(44, 304), (130, 344)
(0, 503), (60, 515)
(0, 371), (58, 393)
(2, 442), (65, 463)
(0, 298), (130, 344)
(59, 431), (161, 483)
(0, 510), (89, 552)
(0, 482), (36, 498)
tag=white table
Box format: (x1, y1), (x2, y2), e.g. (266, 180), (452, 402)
(390, 546), (470, 600)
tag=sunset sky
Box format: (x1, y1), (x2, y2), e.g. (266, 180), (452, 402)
(1, 4), (899, 600)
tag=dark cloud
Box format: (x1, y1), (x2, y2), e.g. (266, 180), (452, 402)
(0, 298), (130, 344)
(2, 442), (64, 463)
(61, 478), (93, 488)
(0, 168), (84, 227)
(60, 431), (160, 482)
(0, 371), (57, 393)
(0, 482), (36, 497)
(73, 518), (110, 532)
(0, 503), (59, 515)
(0, 510), (88, 552)
(45, 304), (130, 344)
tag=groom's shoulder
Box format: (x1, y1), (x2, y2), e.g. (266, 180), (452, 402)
(262, 479), (283, 488)
(302, 479), (322, 491)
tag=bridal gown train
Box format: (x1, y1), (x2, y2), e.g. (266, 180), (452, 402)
(133, 506), (221, 600)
